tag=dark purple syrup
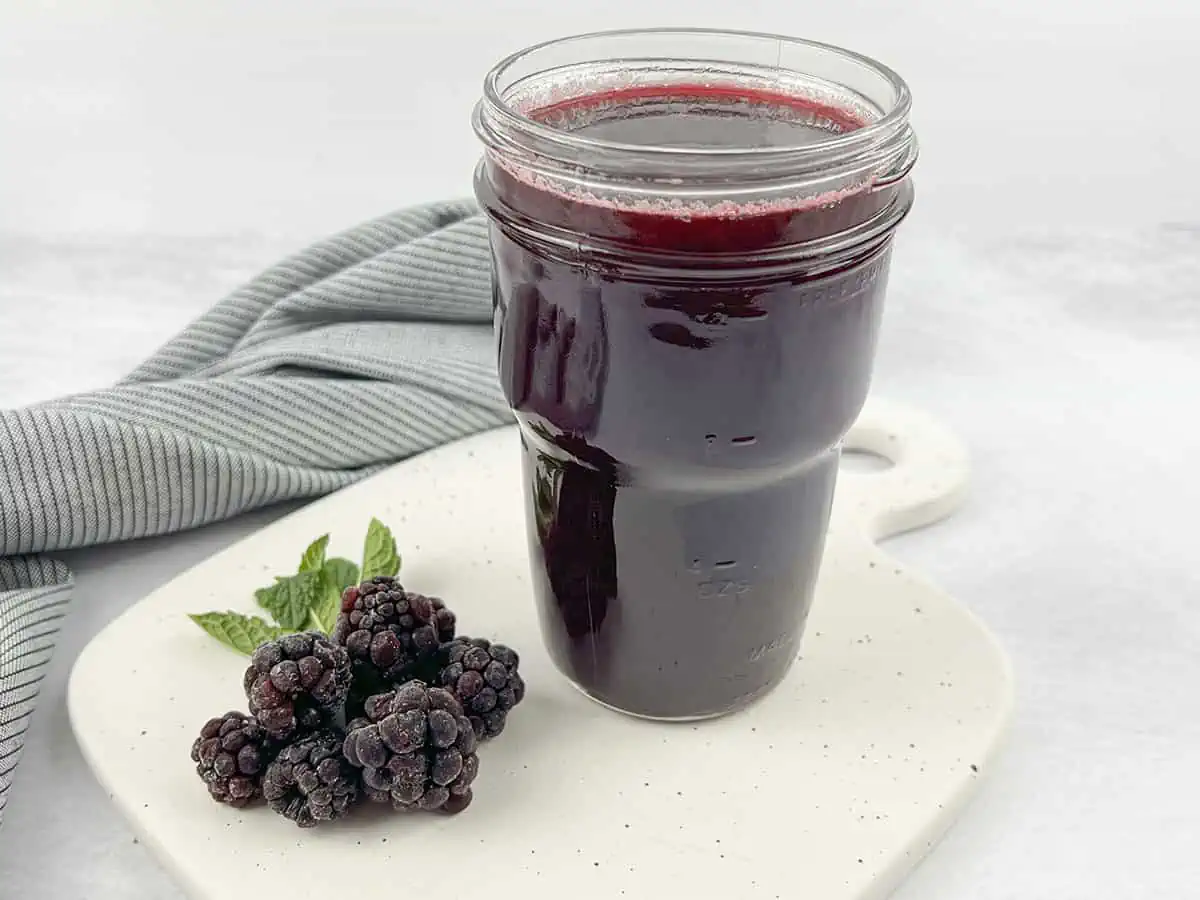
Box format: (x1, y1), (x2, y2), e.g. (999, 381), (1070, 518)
(479, 85), (900, 718)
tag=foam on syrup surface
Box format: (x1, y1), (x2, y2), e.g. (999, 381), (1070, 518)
(502, 83), (877, 223)
(531, 84), (866, 151)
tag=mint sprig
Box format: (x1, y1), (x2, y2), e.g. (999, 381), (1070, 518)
(190, 519), (399, 656)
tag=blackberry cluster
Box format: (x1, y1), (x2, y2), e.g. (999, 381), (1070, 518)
(243, 633), (352, 739)
(434, 638), (526, 740)
(190, 711), (273, 808)
(262, 729), (359, 827)
(342, 681), (479, 813)
(332, 577), (456, 683)
(191, 577), (527, 828)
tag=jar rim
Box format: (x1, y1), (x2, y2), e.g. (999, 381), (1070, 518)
(479, 27), (912, 165)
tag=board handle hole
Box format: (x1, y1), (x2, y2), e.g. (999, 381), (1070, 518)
(840, 448), (894, 473)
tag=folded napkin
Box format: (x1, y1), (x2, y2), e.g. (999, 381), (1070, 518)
(0, 200), (511, 824)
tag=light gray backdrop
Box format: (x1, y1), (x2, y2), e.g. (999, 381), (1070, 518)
(2, 1), (1197, 898)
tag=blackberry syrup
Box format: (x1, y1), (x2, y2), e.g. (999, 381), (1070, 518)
(479, 84), (905, 719)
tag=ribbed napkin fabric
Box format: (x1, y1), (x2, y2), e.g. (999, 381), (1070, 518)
(0, 201), (511, 825)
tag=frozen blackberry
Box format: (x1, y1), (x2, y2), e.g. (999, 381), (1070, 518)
(190, 711), (274, 807)
(332, 577), (456, 682)
(262, 729), (359, 827)
(435, 637), (525, 741)
(342, 680), (478, 814)
(243, 633), (352, 739)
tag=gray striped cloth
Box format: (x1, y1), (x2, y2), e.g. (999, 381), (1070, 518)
(0, 200), (510, 824)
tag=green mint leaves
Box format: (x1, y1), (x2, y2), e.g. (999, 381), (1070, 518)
(188, 612), (285, 656)
(306, 584), (341, 635)
(190, 519), (399, 656)
(254, 571), (322, 631)
(307, 557), (359, 634)
(322, 558), (360, 594)
(298, 534), (330, 574)
(361, 518), (400, 582)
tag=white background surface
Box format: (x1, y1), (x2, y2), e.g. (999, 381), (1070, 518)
(1, 1), (1198, 898)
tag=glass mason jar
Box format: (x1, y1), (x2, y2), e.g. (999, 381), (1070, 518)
(473, 29), (917, 720)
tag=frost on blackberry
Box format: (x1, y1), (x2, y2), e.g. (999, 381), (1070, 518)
(243, 633), (351, 739)
(190, 711), (274, 808)
(435, 637), (526, 740)
(262, 729), (359, 827)
(342, 680), (478, 814)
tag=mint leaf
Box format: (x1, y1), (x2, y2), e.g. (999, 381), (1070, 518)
(360, 518), (400, 581)
(298, 534), (329, 574)
(255, 571), (321, 631)
(189, 612), (284, 656)
(307, 578), (341, 634)
(306, 557), (358, 635)
(322, 557), (360, 592)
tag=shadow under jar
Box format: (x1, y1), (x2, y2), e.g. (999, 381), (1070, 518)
(473, 28), (917, 720)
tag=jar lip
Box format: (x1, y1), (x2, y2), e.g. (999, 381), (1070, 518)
(480, 27), (912, 163)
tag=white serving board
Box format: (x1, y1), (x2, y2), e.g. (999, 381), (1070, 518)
(69, 399), (1012, 900)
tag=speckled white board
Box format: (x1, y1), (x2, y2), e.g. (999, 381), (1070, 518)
(68, 398), (1011, 900)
